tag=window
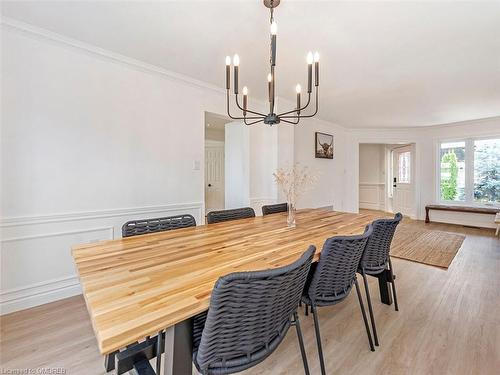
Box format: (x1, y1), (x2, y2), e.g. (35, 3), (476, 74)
(438, 137), (500, 206)
(398, 151), (411, 183)
(474, 138), (500, 204)
(439, 142), (465, 201)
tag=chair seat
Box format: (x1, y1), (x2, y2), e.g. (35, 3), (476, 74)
(193, 315), (291, 375)
(301, 289), (351, 307)
(358, 263), (387, 275)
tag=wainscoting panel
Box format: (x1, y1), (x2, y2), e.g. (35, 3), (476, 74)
(0, 202), (203, 315)
(359, 183), (386, 211)
(250, 197), (278, 216)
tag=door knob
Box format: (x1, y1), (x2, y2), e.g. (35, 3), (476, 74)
(208, 184), (212, 187)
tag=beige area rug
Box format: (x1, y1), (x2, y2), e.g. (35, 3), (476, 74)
(391, 225), (465, 269)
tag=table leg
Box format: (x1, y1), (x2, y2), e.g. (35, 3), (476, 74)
(164, 319), (193, 375)
(376, 270), (393, 305)
(425, 207), (430, 223)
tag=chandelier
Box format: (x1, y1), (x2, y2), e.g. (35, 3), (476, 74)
(225, 0), (320, 126)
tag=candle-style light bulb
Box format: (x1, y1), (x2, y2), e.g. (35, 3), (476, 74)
(267, 73), (272, 103)
(233, 54), (239, 94)
(296, 84), (301, 114)
(307, 52), (313, 93)
(314, 52), (320, 87)
(242, 86), (248, 116)
(307, 52), (314, 65)
(270, 22), (277, 66)
(225, 56), (231, 90)
(270, 21), (278, 35)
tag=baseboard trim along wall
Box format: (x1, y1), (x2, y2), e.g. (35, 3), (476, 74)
(0, 202), (203, 315)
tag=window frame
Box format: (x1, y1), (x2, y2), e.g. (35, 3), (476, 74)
(436, 135), (500, 207)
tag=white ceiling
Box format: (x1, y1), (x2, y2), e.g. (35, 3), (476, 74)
(3, 1), (500, 128)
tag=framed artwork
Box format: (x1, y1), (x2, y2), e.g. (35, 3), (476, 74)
(315, 132), (334, 159)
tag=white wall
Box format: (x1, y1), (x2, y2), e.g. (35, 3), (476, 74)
(293, 116), (350, 211)
(224, 122), (250, 209)
(249, 124), (278, 214)
(359, 144), (386, 210)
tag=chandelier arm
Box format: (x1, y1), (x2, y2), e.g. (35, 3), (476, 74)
(226, 90), (264, 120)
(280, 87), (319, 119)
(244, 118), (265, 126)
(235, 94), (267, 117)
(280, 118), (300, 125)
(277, 93), (312, 117)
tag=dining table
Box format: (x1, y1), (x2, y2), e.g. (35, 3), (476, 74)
(72, 208), (394, 375)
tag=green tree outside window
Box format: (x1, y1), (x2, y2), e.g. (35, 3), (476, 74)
(441, 151), (458, 200)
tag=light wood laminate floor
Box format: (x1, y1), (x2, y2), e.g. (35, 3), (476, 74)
(1, 214), (499, 374)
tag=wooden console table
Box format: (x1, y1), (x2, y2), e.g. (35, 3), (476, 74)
(425, 204), (498, 223)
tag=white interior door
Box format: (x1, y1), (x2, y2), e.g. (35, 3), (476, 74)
(205, 143), (225, 212)
(392, 146), (414, 216)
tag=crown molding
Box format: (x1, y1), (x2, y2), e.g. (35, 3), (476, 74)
(347, 115), (500, 132)
(1, 16), (226, 95)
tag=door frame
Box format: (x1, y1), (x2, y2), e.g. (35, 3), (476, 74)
(355, 139), (419, 219)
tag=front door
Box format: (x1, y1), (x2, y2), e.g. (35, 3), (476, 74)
(392, 145), (414, 216)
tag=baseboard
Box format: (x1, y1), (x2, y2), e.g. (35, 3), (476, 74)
(0, 276), (82, 315)
(359, 203), (385, 211)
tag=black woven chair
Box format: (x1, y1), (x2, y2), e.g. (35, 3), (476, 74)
(121, 214), (196, 237)
(105, 214), (196, 373)
(192, 246), (316, 375)
(358, 213), (402, 347)
(206, 207), (255, 224)
(262, 203), (288, 216)
(302, 225), (375, 375)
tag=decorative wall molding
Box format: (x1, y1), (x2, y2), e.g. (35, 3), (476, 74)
(1, 16), (225, 95)
(1, 226), (114, 243)
(0, 202), (204, 315)
(0, 276), (82, 315)
(359, 183), (386, 211)
(1, 202), (204, 227)
(250, 197), (277, 216)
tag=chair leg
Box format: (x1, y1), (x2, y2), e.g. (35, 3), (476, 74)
(355, 279), (375, 352)
(388, 258), (399, 312)
(305, 303), (309, 316)
(311, 305), (326, 375)
(293, 312), (310, 375)
(104, 351), (117, 372)
(361, 271), (379, 346)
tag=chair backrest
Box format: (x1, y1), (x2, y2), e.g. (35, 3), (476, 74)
(360, 213), (402, 273)
(121, 214), (196, 238)
(194, 246), (316, 374)
(206, 207), (255, 224)
(262, 203), (288, 216)
(305, 225), (373, 306)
